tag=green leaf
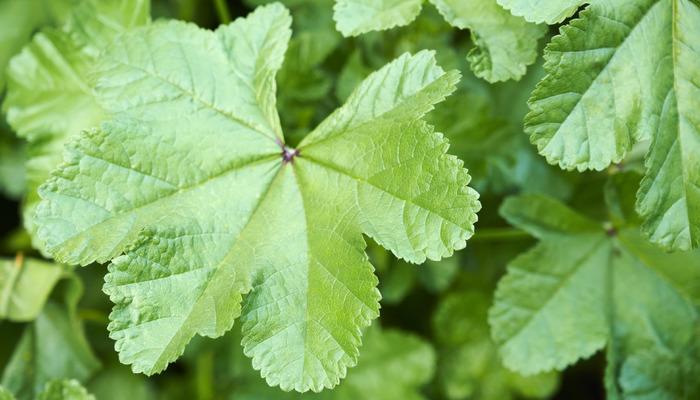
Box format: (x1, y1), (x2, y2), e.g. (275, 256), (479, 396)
(37, 380), (94, 400)
(1, 273), (100, 400)
(525, 0), (700, 250)
(0, 256), (64, 322)
(333, 0), (424, 36)
(496, 0), (584, 24)
(225, 326), (435, 400)
(2, 0), (150, 251)
(0, 0), (49, 92)
(429, 0), (546, 82)
(489, 190), (700, 398)
(35, 3), (478, 392)
(434, 292), (559, 400)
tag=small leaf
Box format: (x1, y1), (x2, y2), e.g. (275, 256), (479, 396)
(0, 257), (64, 322)
(334, 0), (424, 36)
(37, 380), (94, 400)
(429, 0), (546, 82)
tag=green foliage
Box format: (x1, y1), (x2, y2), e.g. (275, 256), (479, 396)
(435, 292), (559, 400)
(525, 0), (700, 251)
(489, 173), (700, 398)
(36, 380), (94, 400)
(333, 0), (545, 82)
(0, 256), (64, 321)
(0, 0), (698, 399)
(0, 258), (99, 400)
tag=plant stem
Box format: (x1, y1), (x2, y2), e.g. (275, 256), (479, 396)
(213, 0), (232, 24)
(472, 227), (531, 241)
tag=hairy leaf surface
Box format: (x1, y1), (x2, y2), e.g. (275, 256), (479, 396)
(525, 0), (700, 250)
(35, 3), (479, 392)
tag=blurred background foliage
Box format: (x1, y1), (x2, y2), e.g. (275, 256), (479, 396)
(0, 0), (646, 398)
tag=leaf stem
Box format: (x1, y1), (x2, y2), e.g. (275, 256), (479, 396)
(472, 227), (531, 241)
(213, 0), (232, 24)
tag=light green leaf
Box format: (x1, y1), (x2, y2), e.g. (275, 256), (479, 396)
(2, 0), (150, 251)
(429, 0), (546, 82)
(333, 0), (424, 36)
(36, 3), (478, 392)
(37, 380), (94, 400)
(489, 190), (700, 398)
(0, 256), (64, 322)
(496, 0), (584, 24)
(1, 274), (100, 400)
(525, 0), (700, 250)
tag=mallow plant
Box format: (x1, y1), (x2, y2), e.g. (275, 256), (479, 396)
(0, 0), (698, 399)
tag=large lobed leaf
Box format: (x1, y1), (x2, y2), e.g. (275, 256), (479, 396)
(489, 174), (700, 398)
(524, 0), (700, 250)
(35, 3), (479, 392)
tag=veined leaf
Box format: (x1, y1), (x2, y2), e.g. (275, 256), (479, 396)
(496, 0), (584, 24)
(35, 3), (479, 392)
(0, 256), (64, 322)
(333, 0), (424, 36)
(489, 176), (700, 398)
(2, 0), (150, 251)
(428, 0), (546, 82)
(525, 0), (700, 250)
